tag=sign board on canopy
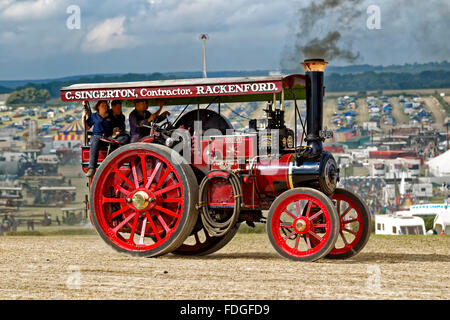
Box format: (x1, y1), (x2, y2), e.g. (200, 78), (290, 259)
(60, 75), (306, 106)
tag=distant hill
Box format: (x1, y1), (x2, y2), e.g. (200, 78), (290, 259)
(0, 86), (11, 94)
(0, 70), (269, 89)
(13, 73), (176, 98)
(0, 73), (123, 89)
(7, 70), (273, 98)
(2, 61), (450, 98)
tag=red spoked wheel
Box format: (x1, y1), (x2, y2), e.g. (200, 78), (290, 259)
(90, 143), (198, 257)
(172, 221), (240, 256)
(326, 188), (371, 259)
(267, 187), (339, 262)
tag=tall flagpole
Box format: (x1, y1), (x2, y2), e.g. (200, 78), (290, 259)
(200, 34), (209, 78)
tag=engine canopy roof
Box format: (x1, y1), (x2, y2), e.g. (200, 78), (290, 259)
(60, 74), (306, 106)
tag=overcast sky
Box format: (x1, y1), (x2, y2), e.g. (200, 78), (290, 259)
(0, 0), (449, 80)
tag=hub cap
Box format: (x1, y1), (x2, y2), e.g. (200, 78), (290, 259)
(295, 219), (307, 232)
(132, 191), (150, 210)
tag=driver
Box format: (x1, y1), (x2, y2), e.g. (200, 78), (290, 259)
(129, 99), (170, 142)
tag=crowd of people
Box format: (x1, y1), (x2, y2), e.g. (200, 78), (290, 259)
(82, 99), (170, 177)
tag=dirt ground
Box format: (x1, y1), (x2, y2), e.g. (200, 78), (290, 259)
(0, 233), (449, 300)
(323, 97), (336, 129)
(355, 98), (369, 125)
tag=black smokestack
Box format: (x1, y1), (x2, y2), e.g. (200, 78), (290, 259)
(301, 59), (328, 153)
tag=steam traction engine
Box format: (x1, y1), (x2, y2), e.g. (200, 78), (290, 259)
(60, 59), (371, 261)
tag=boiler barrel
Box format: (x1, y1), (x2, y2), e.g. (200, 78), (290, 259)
(254, 152), (338, 196)
(253, 154), (311, 195)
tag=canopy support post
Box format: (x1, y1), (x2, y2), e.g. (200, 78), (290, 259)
(218, 97), (221, 115)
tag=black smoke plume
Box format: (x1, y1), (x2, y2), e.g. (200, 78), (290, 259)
(282, 0), (364, 70)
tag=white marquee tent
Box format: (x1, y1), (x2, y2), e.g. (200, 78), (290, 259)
(427, 150), (450, 177)
(434, 210), (450, 235)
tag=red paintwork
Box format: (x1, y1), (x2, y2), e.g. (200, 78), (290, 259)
(369, 150), (417, 159)
(402, 156), (424, 166)
(209, 135), (257, 160)
(206, 171), (261, 209)
(205, 170), (234, 207)
(139, 136), (155, 143)
(207, 170), (229, 179)
(240, 176), (261, 209)
(192, 135), (212, 172)
(323, 145), (344, 153)
(208, 177), (234, 207)
(82, 148), (108, 163)
(254, 154), (293, 195)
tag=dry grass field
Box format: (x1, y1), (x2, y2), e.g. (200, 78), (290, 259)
(0, 232), (448, 300)
(390, 97), (409, 125)
(423, 96), (447, 129)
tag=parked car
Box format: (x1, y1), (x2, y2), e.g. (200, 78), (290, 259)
(369, 113), (381, 121)
(38, 112), (48, 119)
(53, 117), (65, 123)
(383, 116), (395, 125)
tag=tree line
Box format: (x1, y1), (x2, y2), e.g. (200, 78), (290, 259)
(14, 72), (175, 98)
(0, 86), (10, 94)
(325, 70), (450, 92)
(6, 87), (51, 105)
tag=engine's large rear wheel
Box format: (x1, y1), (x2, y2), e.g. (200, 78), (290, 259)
(90, 143), (198, 257)
(325, 188), (371, 259)
(267, 187), (339, 262)
(172, 221), (240, 256)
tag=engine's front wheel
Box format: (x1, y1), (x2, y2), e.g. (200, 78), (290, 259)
(267, 187), (339, 262)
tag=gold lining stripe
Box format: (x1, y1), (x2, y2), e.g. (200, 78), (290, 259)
(288, 154), (294, 189)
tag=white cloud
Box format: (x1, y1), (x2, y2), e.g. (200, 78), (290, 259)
(0, 0), (448, 79)
(1, 0), (62, 21)
(82, 16), (139, 53)
(0, 31), (16, 40)
(0, 0), (13, 10)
